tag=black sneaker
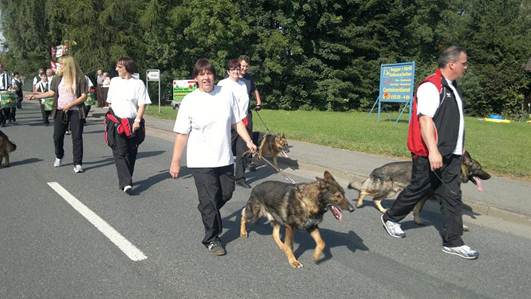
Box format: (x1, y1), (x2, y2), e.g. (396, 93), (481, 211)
(236, 179), (251, 189)
(206, 240), (226, 256)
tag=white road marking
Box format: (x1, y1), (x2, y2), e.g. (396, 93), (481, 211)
(47, 182), (147, 261)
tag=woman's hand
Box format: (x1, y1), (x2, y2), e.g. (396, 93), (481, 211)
(132, 119), (141, 131)
(169, 161), (180, 179)
(246, 140), (257, 153)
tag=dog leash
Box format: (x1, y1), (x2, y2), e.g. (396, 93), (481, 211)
(244, 150), (297, 184)
(432, 170), (458, 196)
(254, 110), (272, 134)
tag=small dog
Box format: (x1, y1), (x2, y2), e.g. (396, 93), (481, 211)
(240, 171), (354, 269)
(348, 151), (491, 225)
(252, 132), (289, 167)
(0, 130), (17, 167)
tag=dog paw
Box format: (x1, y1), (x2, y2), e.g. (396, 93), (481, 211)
(463, 224), (469, 232)
(289, 260), (304, 269)
(355, 202), (364, 208)
(312, 253), (322, 262)
(240, 232), (248, 239)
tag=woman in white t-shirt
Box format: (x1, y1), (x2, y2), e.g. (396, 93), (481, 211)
(217, 58), (252, 188)
(106, 57), (151, 194)
(169, 58), (256, 256)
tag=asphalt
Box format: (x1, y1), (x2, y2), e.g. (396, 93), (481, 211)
(92, 107), (531, 227)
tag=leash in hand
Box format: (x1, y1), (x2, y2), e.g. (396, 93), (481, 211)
(432, 170), (458, 196)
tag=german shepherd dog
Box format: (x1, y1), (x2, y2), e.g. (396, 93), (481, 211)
(240, 171), (355, 269)
(252, 132), (289, 167)
(0, 130), (16, 167)
(348, 151), (491, 225)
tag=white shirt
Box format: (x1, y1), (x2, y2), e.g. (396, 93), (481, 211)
(173, 86), (242, 168)
(416, 79), (464, 155)
(0, 72), (10, 90)
(217, 78), (249, 118)
(106, 77), (151, 119)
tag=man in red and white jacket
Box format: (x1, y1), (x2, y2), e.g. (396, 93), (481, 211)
(381, 46), (479, 260)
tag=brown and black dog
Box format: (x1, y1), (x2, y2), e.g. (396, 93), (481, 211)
(252, 132), (289, 167)
(0, 130), (16, 168)
(348, 151), (491, 225)
(240, 171), (354, 269)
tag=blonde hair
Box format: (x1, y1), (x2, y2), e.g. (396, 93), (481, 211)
(57, 56), (83, 94)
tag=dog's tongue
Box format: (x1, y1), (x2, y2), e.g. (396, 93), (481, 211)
(474, 177), (484, 192)
(330, 206), (342, 221)
(280, 150), (289, 158)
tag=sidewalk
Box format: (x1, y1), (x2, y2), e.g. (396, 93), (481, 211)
(102, 108), (531, 227)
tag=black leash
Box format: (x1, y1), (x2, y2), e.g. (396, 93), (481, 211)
(432, 170), (458, 196)
(244, 150), (296, 184)
(254, 110), (272, 134)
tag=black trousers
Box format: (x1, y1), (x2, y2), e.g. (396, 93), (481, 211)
(111, 132), (139, 189)
(231, 129), (249, 181)
(0, 107), (15, 123)
(384, 155), (464, 247)
(189, 165), (235, 245)
(53, 110), (84, 165)
(40, 104), (52, 124)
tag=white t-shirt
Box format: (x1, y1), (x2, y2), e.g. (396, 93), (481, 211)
(106, 77), (151, 119)
(416, 79), (464, 155)
(173, 86), (242, 168)
(217, 78), (249, 118)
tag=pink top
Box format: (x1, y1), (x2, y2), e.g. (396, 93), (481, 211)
(57, 79), (77, 110)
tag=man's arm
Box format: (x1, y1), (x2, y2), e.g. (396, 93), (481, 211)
(419, 116), (442, 171)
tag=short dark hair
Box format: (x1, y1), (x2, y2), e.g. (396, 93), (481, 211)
(438, 46), (466, 68)
(227, 59), (240, 70)
(192, 58), (216, 78)
(116, 56), (136, 74)
(238, 55), (250, 64)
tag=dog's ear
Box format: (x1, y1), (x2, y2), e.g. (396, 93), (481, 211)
(463, 151), (472, 165)
(281, 132), (285, 138)
(323, 170), (335, 182)
(477, 169), (491, 180)
(315, 177), (327, 189)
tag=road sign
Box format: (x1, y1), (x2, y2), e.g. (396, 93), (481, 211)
(146, 69), (160, 81)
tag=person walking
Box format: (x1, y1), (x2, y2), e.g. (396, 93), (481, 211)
(105, 57), (151, 194)
(169, 58), (256, 256)
(380, 46), (479, 260)
(12, 72), (24, 110)
(27, 55), (88, 173)
(218, 59), (252, 188)
(32, 72), (53, 125)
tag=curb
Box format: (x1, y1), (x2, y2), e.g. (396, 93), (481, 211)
(143, 122), (531, 229)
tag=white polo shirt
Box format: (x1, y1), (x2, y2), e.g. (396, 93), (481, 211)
(173, 86), (242, 168)
(416, 79), (464, 155)
(217, 78), (249, 118)
(106, 77), (151, 119)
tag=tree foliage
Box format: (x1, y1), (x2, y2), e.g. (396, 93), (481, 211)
(1, 0), (529, 117)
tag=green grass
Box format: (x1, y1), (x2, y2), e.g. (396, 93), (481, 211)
(145, 106), (531, 178)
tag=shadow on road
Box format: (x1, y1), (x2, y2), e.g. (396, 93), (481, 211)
(0, 157), (43, 168)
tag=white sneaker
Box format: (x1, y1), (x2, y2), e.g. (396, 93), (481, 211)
(53, 158), (62, 167)
(442, 245), (479, 260)
(73, 164), (84, 173)
(381, 215), (405, 238)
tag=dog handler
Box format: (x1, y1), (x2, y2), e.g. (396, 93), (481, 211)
(381, 46), (479, 260)
(218, 59), (252, 188)
(105, 57), (151, 194)
(169, 58), (256, 256)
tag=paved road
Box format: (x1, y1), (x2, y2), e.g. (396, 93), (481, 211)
(1, 103), (530, 298)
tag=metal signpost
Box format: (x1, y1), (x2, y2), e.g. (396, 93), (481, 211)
(369, 62), (416, 123)
(145, 69), (161, 113)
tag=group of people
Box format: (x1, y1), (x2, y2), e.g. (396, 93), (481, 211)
(4, 46), (478, 260)
(26, 55), (150, 185)
(168, 47), (479, 260)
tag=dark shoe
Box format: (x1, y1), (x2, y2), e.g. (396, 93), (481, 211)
(123, 185), (133, 195)
(236, 179), (251, 189)
(206, 240), (226, 256)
